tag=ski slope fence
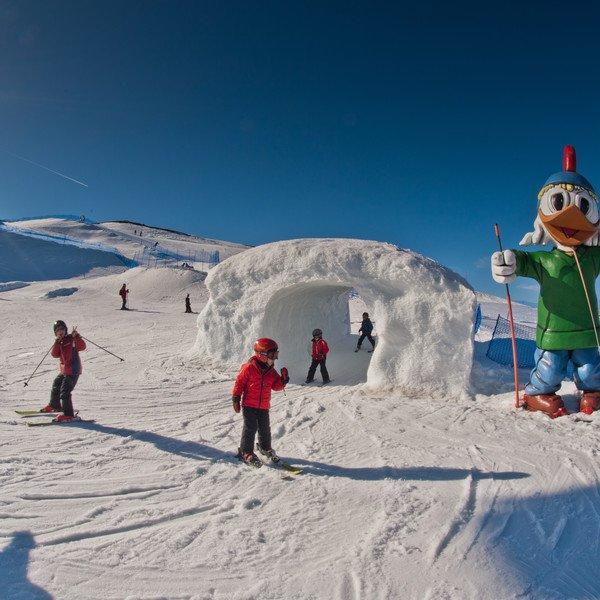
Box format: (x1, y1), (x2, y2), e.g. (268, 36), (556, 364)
(132, 248), (220, 270)
(486, 315), (536, 369)
(474, 304), (482, 334)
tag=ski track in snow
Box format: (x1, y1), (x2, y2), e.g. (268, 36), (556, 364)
(2, 281), (600, 597)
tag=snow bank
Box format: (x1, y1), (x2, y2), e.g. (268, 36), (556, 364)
(0, 281), (29, 292)
(194, 239), (476, 397)
(86, 266), (207, 303)
(44, 287), (78, 299)
(0, 230), (127, 283)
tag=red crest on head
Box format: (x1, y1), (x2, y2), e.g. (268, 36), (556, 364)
(563, 145), (576, 172)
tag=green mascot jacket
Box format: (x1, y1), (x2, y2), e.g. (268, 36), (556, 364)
(514, 247), (600, 350)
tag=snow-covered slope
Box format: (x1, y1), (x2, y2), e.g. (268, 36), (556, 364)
(0, 229), (128, 283)
(5, 218), (249, 265)
(2, 265), (600, 599)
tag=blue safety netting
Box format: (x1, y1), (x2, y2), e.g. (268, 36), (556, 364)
(486, 315), (537, 369)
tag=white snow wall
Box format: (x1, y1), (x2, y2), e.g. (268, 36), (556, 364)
(194, 239), (476, 398)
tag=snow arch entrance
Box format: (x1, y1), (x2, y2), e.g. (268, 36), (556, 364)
(194, 239), (476, 398)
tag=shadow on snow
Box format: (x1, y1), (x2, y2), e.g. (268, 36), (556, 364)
(72, 422), (529, 482)
(0, 531), (52, 599)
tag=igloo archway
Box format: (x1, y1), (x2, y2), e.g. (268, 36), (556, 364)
(194, 239), (476, 398)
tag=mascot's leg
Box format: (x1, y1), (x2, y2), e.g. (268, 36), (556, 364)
(523, 348), (569, 418)
(572, 348), (600, 414)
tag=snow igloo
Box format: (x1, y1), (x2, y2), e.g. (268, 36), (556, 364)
(194, 239), (476, 398)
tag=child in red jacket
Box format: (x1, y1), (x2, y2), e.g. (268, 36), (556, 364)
(305, 328), (330, 384)
(41, 320), (86, 422)
(232, 338), (289, 467)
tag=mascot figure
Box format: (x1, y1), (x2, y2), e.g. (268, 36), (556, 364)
(492, 145), (600, 418)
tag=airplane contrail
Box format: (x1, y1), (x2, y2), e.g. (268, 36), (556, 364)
(1, 149), (89, 187)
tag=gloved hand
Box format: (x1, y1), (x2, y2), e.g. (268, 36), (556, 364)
(281, 367), (289, 385)
(232, 396), (241, 413)
(491, 250), (517, 284)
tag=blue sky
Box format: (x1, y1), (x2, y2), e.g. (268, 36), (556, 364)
(1, 1), (600, 301)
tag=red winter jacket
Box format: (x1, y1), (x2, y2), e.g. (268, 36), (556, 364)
(51, 334), (86, 376)
(232, 356), (285, 410)
(311, 338), (329, 360)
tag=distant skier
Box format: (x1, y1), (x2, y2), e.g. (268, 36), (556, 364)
(185, 293), (192, 313)
(40, 320), (86, 422)
(306, 328), (330, 384)
(355, 312), (375, 352)
(119, 284), (129, 310)
(232, 338), (289, 467)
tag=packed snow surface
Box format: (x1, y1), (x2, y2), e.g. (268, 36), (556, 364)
(3, 249), (600, 599)
(195, 238), (476, 397)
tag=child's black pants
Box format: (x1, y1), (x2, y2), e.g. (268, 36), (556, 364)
(50, 374), (79, 416)
(240, 406), (271, 454)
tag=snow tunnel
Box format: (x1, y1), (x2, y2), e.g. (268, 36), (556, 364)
(194, 238), (476, 398)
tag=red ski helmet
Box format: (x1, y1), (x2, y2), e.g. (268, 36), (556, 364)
(254, 338), (279, 357)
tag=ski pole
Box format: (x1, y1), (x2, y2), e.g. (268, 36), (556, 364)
(570, 248), (600, 349)
(80, 335), (125, 362)
(23, 345), (54, 387)
(494, 223), (521, 409)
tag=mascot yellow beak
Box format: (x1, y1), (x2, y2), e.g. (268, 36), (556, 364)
(538, 204), (597, 247)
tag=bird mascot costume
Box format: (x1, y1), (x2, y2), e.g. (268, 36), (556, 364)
(492, 145), (600, 418)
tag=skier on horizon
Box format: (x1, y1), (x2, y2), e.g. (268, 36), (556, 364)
(232, 338), (289, 467)
(40, 320), (86, 422)
(119, 283), (129, 310)
(355, 312), (375, 352)
(306, 328), (330, 384)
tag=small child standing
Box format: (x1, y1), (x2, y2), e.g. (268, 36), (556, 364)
(306, 328), (330, 384)
(41, 320), (86, 422)
(355, 312), (376, 352)
(232, 338), (289, 467)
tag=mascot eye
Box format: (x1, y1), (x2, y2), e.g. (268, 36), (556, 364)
(551, 193), (565, 211)
(576, 192), (599, 223)
(540, 186), (572, 216)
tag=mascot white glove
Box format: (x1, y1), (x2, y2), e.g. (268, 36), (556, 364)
(491, 250), (517, 284)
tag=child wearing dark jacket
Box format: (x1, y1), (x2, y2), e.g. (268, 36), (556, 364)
(306, 328), (330, 384)
(232, 338), (289, 467)
(41, 320), (86, 421)
(355, 312), (376, 352)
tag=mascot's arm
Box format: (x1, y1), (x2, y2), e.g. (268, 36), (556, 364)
(513, 250), (542, 281)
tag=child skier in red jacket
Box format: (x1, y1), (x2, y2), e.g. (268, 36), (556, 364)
(41, 320), (86, 422)
(305, 328), (330, 384)
(232, 338), (289, 467)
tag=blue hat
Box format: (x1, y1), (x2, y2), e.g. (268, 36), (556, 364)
(543, 145), (595, 193)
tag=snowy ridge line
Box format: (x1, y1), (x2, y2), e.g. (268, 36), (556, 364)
(0, 222), (136, 266)
(34, 504), (218, 546)
(19, 483), (182, 500)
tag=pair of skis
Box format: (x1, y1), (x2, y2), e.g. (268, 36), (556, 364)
(236, 450), (302, 475)
(15, 409), (95, 427)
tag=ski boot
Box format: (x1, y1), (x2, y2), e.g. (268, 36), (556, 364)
(305, 378), (314, 384)
(55, 414), (78, 423)
(580, 391), (600, 415)
(40, 404), (60, 413)
(237, 448), (262, 468)
(257, 443), (280, 463)
(523, 394), (568, 418)
(354, 348), (360, 353)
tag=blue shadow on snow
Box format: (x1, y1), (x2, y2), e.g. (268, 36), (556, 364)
(0, 531), (52, 599)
